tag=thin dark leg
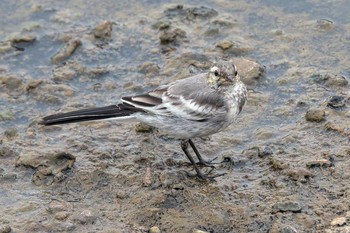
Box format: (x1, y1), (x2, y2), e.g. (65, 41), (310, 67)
(181, 139), (226, 180)
(188, 139), (217, 167)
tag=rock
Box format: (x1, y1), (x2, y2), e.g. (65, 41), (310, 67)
(216, 39), (253, 55)
(164, 5), (217, 20)
(0, 75), (23, 91)
(115, 190), (129, 199)
(315, 19), (334, 32)
(305, 108), (325, 122)
(272, 201), (302, 213)
(75, 210), (96, 224)
(16, 151), (75, 185)
(192, 229), (209, 233)
(306, 159), (332, 168)
(10, 34), (36, 43)
(283, 167), (313, 182)
(0, 225), (12, 233)
(231, 57), (265, 85)
(52, 66), (77, 81)
(26, 79), (43, 91)
(55, 211), (70, 221)
(159, 28), (186, 44)
(0, 145), (17, 158)
(327, 96), (346, 110)
(4, 128), (18, 138)
(92, 20), (113, 39)
(279, 226), (298, 233)
(324, 122), (345, 134)
(134, 123), (153, 133)
(330, 216), (346, 226)
(51, 38), (81, 64)
(48, 200), (71, 213)
(138, 62), (159, 75)
(216, 40), (233, 50)
(310, 72), (348, 87)
(143, 166), (153, 187)
(259, 146), (273, 157)
(149, 226), (161, 233)
(0, 110), (14, 121)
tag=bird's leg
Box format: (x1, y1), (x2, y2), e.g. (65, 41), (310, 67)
(188, 139), (218, 167)
(180, 139), (225, 180)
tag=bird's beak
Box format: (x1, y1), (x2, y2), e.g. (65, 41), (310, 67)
(227, 75), (234, 82)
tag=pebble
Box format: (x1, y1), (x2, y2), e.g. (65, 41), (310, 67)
(138, 62), (160, 75)
(272, 201), (302, 213)
(192, 229), (209, 233)
(327, 96), (346, 110)
(305, 108), (325, 122)
(93, 20), (113, 39)
(4, 128), (18, 138)
(149, 226), (161, 233)
(76, 210), (95, 224)
(0, 225), (12, 233)
(10, 34), (36, 43)
(52, 66), (77, 81)
(330, 216), (346, 226)
(134, 123), (153, 133)
(0, 110), (15, 121)
(51, 38), (82, 64)
(55, 211), (69, 221)
(159, 28), (186, 44)
(306, 159), (332, 168)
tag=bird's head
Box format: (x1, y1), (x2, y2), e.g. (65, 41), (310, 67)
(207, 61), (239, 89)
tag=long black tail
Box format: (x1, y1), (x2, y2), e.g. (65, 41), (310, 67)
(39, 103), (143, 126)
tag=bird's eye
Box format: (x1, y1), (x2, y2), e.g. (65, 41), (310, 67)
(214, 70), (219, 76)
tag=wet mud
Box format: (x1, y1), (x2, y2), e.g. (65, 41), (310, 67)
(0, 1), (349, 232)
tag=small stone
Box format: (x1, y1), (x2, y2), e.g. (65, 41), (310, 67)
(10, 34), (36, 43)
(48, 200), (69, 213)
(259, 146), (273, 157)
(324, 122), (344, 134)
(0, 225), (12, 233)
(143, 166), (153, 187)
(52, 66), (77, 81)
(192, 229), (209, 233)
(327, 96), (346, 110)
(306, 159), (332, 168)
(115, 190), (129, 199)
(305, 108), (325, 122)
(134, 123), (153, 133)
(26, 79), (43, 91)
(55, 211), (69, 221)
(51, 38), (81, 64)
(0, 110), (15, 121)
(92, 20), (113, 39)
(149, 226), (161, 233)
(216, 40), (233, 50)
(330, 216), (346, 226)
(272, 201), (302, 213)
(0, 145), (17, 158)
(280, 226), (298, 233)
(76, 210), (95, 224)
(315, 19), (334, 32)
(4, 128), (18, 138)
(159, 28), (186, 44)
(138, 62), (159, 75)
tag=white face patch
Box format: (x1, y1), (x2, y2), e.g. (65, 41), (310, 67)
(210, 66), (219, 73)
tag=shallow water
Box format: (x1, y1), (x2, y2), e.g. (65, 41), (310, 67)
(1, 1), (349, 232)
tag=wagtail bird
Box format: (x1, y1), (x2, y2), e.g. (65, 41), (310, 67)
(40, 61), (248, 180)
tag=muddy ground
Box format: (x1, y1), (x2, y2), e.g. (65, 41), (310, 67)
(0, 1), (350, 233)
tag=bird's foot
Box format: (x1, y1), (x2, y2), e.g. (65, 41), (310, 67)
(185, 167), (226, 181)
(197, 156), (218, 167)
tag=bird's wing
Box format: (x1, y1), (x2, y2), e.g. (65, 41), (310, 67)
(121, 74), (227, 121)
